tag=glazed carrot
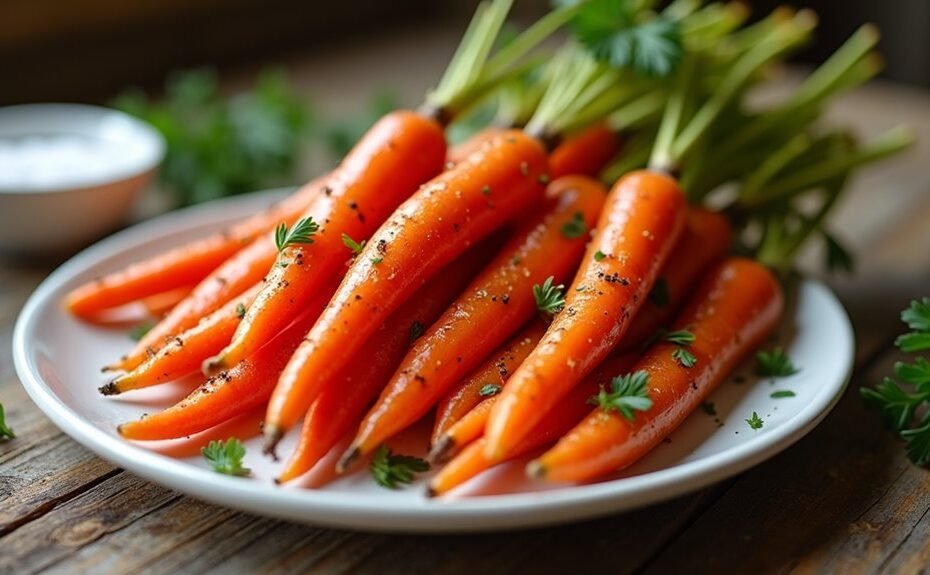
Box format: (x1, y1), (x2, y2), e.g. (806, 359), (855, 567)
(206, 110), (447, 373)
(548, 122), (621, 179)
(278, 241), (494, 482)
(446, 127), (504, 165)
(432, 208), (730, 446)
(101, 284), (263, 395)
(530, 258), (783, 483)
(428, 354), (635, 496)
(263, 131), (549, 454)
(112, 111), (445, 373)
(65, 178), (324, 320)
(340, 175), (604, 466)
(117, 284), (337, 441)
(485, 170), (687, 460)
(141, 286), (193, 317)
(432, 394), (499, 463)
(431, 320), (547, 446)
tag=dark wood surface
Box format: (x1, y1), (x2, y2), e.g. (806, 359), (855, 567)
(2, 33), (930, 573)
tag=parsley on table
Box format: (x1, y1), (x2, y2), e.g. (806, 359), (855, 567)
(201, 438), (250, 476)
(275, 217), (319, 253)
(755, 348), (799, 378)
(128, 322), (154, 342)
(590, 370), (653, 421)
(745, 412), (764, 430)
(478, 384), (502, 397)
(560, 211), (588, 239)
(533, 276), (566, 316)
(341, 233), (366, 256)
(862, 298), (930, 465)
(369, 445), (430, 489)
(0, 404), (15, 440)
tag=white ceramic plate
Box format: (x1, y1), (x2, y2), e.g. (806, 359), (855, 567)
(13, 191), (854, 533)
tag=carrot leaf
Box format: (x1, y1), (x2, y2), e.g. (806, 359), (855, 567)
(533, 276), (566, 315)
(590, 370), (653, 421)
(370, 445), (430, 489)
(0, 404), (15, 440)
(275, 217), (319, 253)
(202, 438), (250, 476)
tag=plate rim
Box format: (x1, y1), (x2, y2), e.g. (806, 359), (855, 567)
(12, 190), (855, 533)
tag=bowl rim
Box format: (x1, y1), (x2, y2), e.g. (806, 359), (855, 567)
(0, 103), (166, 195)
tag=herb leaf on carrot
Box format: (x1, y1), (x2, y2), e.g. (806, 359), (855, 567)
(589, 371), (653, 421)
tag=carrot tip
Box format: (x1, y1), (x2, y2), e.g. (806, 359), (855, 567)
(425, 485), (439, 499)
(99, 381), (121, 396)
(526, 460), (546, 479)
(262, 426), (282, 461)
(336, 446), (360, 474)
(201, 355), (226, 377)
(428, 436), (456, 464)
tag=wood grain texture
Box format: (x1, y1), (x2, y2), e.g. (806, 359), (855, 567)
(1, 30), (930, 573)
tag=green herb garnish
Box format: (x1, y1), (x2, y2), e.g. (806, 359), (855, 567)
(745, 411), (764, 430)
(370, 445), (430, 489)
(664, 329), (695, 345)
(235, 303), (247, 320)
(594, 250), (607, 262)
(672, 347), (697, 368)
(341, 233), (367, 256)
(771, 390), (796, 399)
(201, 438), (250, 476)
(479, 384), (502, 397)
(275, 217), (319, 253)
(533, 276), (566, 315)
(129, 322), (154, 342)
(370, 257), (384, 265)
(590, 370), (653, 421)
(0, 404), (15, 440)
(755, 348), (798, 378)
(560, 211), (587, 239)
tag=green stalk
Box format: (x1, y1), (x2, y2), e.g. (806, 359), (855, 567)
(606, 92), (666, 132)
(649, 55), (696, 172)
(740, 134), (812, 202)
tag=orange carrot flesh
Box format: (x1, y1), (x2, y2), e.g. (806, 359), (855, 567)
(344, 175), (605, 461)
(431, 319), (548, 446)
(263, 130), (549, 449)
(141, 286), (193, 317)
(208, 110), (447, 372)
(117, 284), (337, 441)
(433, 394), (498, 463)
(102, 284), (263, 395)
(278, 241), (494, 482)
(428, 354), (636, 496)
(548, 122), (621, 179)
(485, 169), (687, 461)
(65, 177), (324, 320)
(531, 258), (784, 483)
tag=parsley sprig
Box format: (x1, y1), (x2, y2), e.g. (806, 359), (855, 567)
(274, 217), (319, 253)
(201, 438), (250, 476)
(755, 348), (798, 378)
(533, 276), (566, 316)
(0, 404), (15, 440)
(862, 298), (930, 465)
(590, 370), (653, 421)
(746, 411), (764, 430)
(341, 233), (366, 256)
(370, 445), (430, 489)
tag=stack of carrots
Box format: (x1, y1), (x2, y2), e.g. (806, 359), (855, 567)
(66, 0), (911, 495)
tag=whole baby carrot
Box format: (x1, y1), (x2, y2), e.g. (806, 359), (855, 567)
(548, 121), (621, 179)
(530, 258), (783, 483)
(485, 170), (687, 460)
(263, 131), (549, 455)
(141, 286), (193, 318)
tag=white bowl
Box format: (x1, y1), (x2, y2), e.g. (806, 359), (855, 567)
(0, 103), (165, 255)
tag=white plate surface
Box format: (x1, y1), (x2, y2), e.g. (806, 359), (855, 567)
(13, 191), (854, 533)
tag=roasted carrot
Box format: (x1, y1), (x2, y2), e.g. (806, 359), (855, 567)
(101, 284), (263, 395)
(65, 178), (325, 320)
(263, 130), (549, 454)
(484, 169), (687, 460)
(428, 354), (635, 495)
(278, 240), (494, 482)
(117, 284), (337, 441)
(431, 208), (730, 446)
(431, 319), (547, 446)
(112, 111), (446, 374)
(549, 121), (621, 179)
(530, 257), (783, 483)
(339, 175), (603, 466)
(141, 286), (193, 318)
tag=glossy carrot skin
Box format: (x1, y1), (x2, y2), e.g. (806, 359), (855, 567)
(210, 111), (447, 371)
(548, 122), (621, 179)
(446, 127), (504, 165)
(431, 319), (547, 446)
(532, 258), (783, 483)
(278, 242), (493, 482)
(428, 354), (635, 496)
(346, 176), (605, 459)
(141, 286), (193, 317)
(65, 178), (324, 320)
(433, 393), (498, 462)
(103, 285), (263, 395)
(265, 131), (549, 446)
(117, 285), (337, 441)
(485, 169), (687, 460)
(433, 208), (730, 446)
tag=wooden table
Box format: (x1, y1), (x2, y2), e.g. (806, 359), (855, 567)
(3, 29), (930, 573)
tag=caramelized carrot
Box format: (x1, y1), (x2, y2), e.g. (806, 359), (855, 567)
(340, 176), (604, 466)
(141, 286), (193, 317)
(278, 241), (494, 482)
(428, 354), (635, 496)
(485, 170), (687, 460)
(549, 122), (621, 179)
(101, 284), (263, 396)
(263, 131), (549, 454)
(530, 258), (783, 483)
(117, 284), (337, 441)
(113, 111), (446, 373)
(65, 178), (324, 320)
